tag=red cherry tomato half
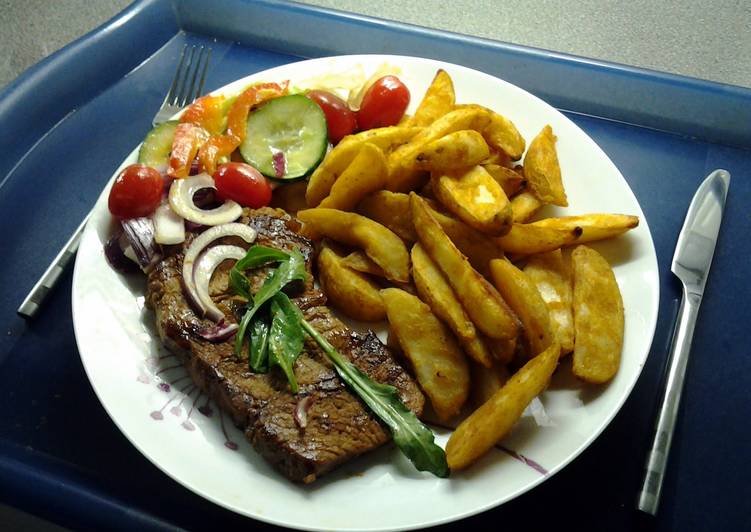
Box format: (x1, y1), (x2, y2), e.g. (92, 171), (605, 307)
(356, 75), (410, 131)
(108, 164), (163, 219)
(305, 90), (358, 144)
(213, 162), (272, 208)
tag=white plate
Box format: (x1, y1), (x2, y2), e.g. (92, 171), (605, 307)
(72, 55), (659, 531)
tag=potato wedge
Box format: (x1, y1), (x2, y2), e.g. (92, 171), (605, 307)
(340, 250), (386, 278)
(480, 149), (511, 167)
(433, 165), (513, 236)
(319, 143), (388, 211)
(387, 107), (492, 192)
(405, 69), (455, 127)
(412, 243), (494, 368)
(470, 359), (510, 408)
(483, 164), (526, 197)
(297, 208), (410, 282)
(269, 180), (308, 215)
(489, 259), (554, 357)
(424, 202), (504, 276)
(413, 130), (490, 171)
(532, 214), (639, 243)
(410, 193), (519, 341)
(317, 246), (386, 322)
(524, 125), (567, 206)
(524, 250), (575, 354)
(571, 245), (624, 383)
(495, 223), (582, 255)
(455, 103), (526, 160)
(446, 341), (559, 470)
(356, 190), (417, 242)
(510, 191), (544, 223)
(484, 335), (517, 365)
(306, 126), (421, 206)
(381, 287), (470, 421)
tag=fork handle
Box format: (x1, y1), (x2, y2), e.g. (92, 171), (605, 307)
(637, 287), (700, 515)
(17, 213), (91, 318)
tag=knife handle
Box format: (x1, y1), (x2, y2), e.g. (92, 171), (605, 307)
(637, 287), (700, 515)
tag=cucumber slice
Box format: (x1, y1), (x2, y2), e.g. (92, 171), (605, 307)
(138, 120), (178, 168)
(240, 95), (327, 181)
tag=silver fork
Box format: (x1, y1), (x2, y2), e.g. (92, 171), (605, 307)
(18, 44), (211, 318)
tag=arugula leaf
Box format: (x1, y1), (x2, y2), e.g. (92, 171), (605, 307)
(233, 249), (307, 357)
(229, 246), (292, 301)
(268, 292), (305, 393)
(248, 312), (271, 372)
(299, 319), (449, 478)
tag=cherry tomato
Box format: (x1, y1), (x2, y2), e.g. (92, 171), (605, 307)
(305, 90), (358, 144)
(108, 164), (163, 219)
(213, 162), (272, 208)
(356, 75), (410, 131)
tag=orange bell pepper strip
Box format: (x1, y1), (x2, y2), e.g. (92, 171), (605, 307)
(168, 123), (210, 178)
(179, 94), (227, 135)
(198, 81), (289, 175)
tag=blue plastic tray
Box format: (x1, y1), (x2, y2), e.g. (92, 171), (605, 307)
(0, 1), (749, 530)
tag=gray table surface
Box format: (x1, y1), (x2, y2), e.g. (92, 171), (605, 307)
(0, 0), (749, 530)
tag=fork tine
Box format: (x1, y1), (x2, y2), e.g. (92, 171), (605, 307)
(165, 44), (189, 105)
(175, 46), (197, 107)
(184, 46), (205, 106)
(195, 47), (212, 99)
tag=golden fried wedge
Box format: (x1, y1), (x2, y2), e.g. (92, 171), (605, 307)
(446, 341), (559, 470)
(533, 214), (639, 243)
(306, 126), (421, 206)
(483, 164), (526, 197)
(340, 250), (386, 278)
(297, 208), (410, 282)
(571, 245), (624, 383)
(523, 125), (567, 206)
(356, 190), (417, 242)
(405, 68), (455, 127)
(412, 243), (494, 368)
(524, 250), (575, 354)
(455, 103), (526, 160)
(470, 359), (510, 408)
(433, 165), (513, 236)
(319, 143), (388, 211)
(494, 223), (582, 255)
(489, 259), (554, 357)
(410, 193), (519, 341)
(387, 107), (492, 192)
(382, 287), (470, 421)
(413, 130), (490, 171)
(424, 202), (504, 276)
(510, 191), (544, 223)
(317, 247), (386, 322)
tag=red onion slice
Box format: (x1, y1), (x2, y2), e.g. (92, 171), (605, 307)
(153, 201), (186, 245)
(194, 244), (247, 322)
(169, 173), (242, 226)
(197, 320), (239, 342)
(104, 232), (140, 274)
(182, 223), (257, 318)
(121, 217), (161, 272)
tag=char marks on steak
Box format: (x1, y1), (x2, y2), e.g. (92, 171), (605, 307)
(146, 208), (424, 483)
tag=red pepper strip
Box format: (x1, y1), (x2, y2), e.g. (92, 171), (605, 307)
(198, 81), (289, 175)
(179, 94), (227, 136)
(168, 123), (210, 178)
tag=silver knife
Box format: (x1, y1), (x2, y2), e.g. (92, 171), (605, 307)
(637, 169), (731, 515)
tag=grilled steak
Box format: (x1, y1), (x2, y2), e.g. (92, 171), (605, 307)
(146, 208), (424, 483)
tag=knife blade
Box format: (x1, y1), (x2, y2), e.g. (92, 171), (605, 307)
(637, 169), (730, 515)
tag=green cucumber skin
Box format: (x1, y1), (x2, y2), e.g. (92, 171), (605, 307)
(137, 120), (178, 168)
(239, 95), (328, 181)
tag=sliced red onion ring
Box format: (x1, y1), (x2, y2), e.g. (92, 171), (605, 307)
(104, 232), (140, 274)
(121, 217), (161, 272)
(197, 320), (239, 342)
(182, 223), (257, 318)
(194, 244), (247, 322)
(169, 173), (242, 226)
(153, 201), (186, 245)
(294, 395), (314, 429)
